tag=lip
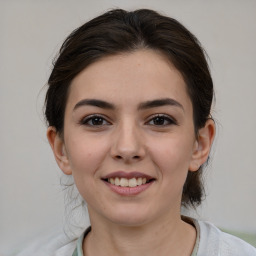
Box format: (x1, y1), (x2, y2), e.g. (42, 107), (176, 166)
(101, 171), (155, 196)
(103, 180), (154, 196)
(102, 171), (154, 180)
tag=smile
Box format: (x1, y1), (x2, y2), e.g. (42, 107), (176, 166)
(102, 171), (155, 195)
(107, 177), (149, 187)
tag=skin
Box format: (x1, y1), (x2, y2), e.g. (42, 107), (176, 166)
(47, 49), (215, 256)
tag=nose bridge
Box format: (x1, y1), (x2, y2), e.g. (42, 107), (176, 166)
(111, 117), (145, 161)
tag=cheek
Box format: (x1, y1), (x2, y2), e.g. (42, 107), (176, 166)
(149, 135), (194, 178)
(145, 136), (195, 210)
(65, 136), (111, 204)
(65, 135), (110, 180)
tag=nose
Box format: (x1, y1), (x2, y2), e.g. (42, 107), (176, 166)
(110, 121), (146, 163)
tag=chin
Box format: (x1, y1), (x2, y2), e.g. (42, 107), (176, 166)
(110, 216), (150, 227)
(105, 206), (153, 227)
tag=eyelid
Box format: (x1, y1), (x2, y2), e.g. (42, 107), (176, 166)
(145, 114), (178, 126)
(79, 114), (112, 126)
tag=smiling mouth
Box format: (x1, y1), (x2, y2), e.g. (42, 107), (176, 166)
(103, 177), (155, 187)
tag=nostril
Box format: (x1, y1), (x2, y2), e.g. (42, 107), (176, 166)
(114, 155), (140, 160)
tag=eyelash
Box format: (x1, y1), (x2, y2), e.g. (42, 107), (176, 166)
(146, 114), (177, 126)
(80, 114), (177, 127)
(80, 114), (111, 126)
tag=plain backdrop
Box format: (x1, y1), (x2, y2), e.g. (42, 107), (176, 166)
(1, 0), (256, 255)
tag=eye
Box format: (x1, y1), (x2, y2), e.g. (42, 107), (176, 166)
(80, 115), (111, 126)
(146, 114), (177, 126)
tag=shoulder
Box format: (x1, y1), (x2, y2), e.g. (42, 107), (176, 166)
(195, 219), (256, 256)
(15, 231), (77, 256)
(219, 230), (256, 255)
(53, 240), (77, 256)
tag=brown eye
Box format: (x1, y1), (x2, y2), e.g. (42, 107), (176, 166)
(81, 115), (110, 126)
(147, 115), (176, 126)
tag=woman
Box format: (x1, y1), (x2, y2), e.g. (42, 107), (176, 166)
(44, 9), (256, 256)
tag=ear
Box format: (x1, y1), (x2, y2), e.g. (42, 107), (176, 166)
(189, 119), (215, 172)
(46, 127), (72, 175)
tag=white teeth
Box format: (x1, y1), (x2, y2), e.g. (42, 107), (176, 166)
(120, 178), (129, 187)
(128, 178), (137, 187)
(107, 177), (151, 187)
(114, 177), (120, 186)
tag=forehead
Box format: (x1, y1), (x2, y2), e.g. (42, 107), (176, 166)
(66, 50), (191, 110)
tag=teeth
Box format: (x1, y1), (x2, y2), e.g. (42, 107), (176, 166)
(120, 178), (129, 187)
(128, 178), (137, 187)
(107, 177), (151, 187)
(114, 177), (120, 186)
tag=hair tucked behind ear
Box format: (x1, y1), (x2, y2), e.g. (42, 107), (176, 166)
(45, 8), (214, 208)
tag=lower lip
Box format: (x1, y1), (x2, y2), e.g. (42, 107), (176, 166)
(103, 181), (154, 196)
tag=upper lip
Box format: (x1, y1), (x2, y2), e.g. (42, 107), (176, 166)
(102, 171), (154, 180)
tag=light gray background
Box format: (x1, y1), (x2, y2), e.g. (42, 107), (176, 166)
(1, 0), (256, 255)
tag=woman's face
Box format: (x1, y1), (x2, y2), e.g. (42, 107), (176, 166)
(52, 50), (203, 226)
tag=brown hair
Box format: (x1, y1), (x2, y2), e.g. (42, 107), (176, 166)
(45, 9), (214, 208)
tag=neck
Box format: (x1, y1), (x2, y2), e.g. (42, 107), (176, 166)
(83, 211), (196, 256)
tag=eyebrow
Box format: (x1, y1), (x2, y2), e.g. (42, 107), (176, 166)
(74, 99), (115, 111)
(138, 98), (184, 111)
(73, 98), (184, 111)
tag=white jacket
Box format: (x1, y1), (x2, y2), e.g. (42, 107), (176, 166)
(17, 219), (256, 256)
(195, 219), (256, 256)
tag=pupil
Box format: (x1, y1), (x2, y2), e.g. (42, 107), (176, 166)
(154, 117), (164, 125)
(92, 117), (103, 125)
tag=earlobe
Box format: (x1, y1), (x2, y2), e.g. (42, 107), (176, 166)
(46, 127), (72, 175)
(189, 119), (215, 172)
